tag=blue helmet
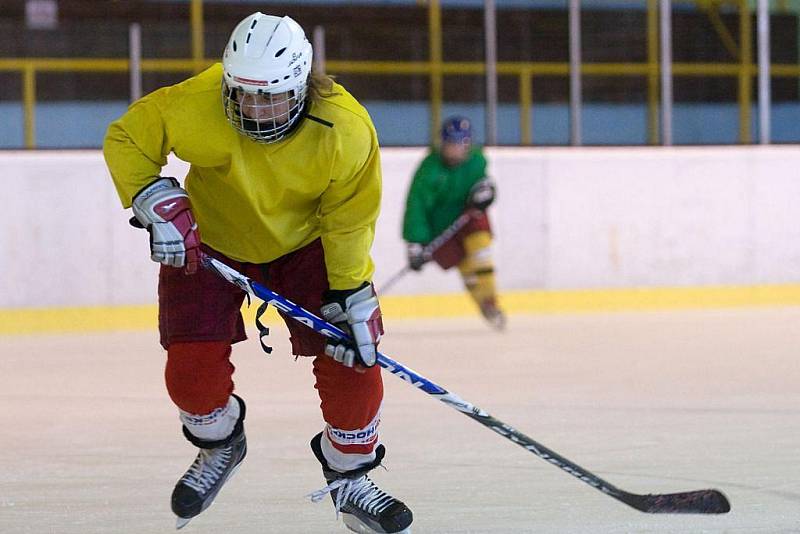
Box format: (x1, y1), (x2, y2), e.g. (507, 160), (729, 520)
(441, 116), (472, 144)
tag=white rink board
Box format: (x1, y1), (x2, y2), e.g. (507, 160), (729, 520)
(1, 146), (799, 308)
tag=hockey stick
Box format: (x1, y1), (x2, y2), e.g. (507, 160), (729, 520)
(202, 255), (731, 515)
(380, 210), (476, 294)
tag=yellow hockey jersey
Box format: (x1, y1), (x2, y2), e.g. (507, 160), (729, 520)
(103, 64), (381, 290)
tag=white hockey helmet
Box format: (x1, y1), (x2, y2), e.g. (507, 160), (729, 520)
(222, 13), (313, 143)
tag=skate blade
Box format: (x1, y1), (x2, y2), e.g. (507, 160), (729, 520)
(342, 513), (412, 534)
(175, 516), (192, 530)
(487, 314), (506, 331)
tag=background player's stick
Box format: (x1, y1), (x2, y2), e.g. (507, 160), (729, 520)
(202, 255), (731, 515)
(379, 210), (476, 294)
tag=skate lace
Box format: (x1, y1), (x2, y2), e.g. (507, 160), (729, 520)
(307, 475), (396, 519)
(180, 446), (232, 495)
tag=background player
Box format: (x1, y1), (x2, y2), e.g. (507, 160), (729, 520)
(103, 12), (412, 534)
(402, 116), (505, 330)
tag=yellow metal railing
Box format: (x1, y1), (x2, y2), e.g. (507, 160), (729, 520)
(647, 0), (660, 144)
(3, 57), (800, 148)
(190, 0), (205, 73)
(738, 0), (753, 143)
(428, 0), (443, 146)
(3, 0), (800, 148)
(22, 64), (36, 149)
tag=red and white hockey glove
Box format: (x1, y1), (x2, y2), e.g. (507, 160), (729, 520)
(131, 177), (201, 274)
(320, 282), (384, 369)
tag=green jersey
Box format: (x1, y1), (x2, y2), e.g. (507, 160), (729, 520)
(402, 148), (487, 244)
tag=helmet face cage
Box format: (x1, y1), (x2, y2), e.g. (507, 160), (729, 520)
(222, 80), (308, 144)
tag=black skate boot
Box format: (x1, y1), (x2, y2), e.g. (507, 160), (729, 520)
(171, 395), (247, 529)
(308, 432), (413, 534)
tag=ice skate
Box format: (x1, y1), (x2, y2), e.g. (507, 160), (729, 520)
(309, 433), (413, 534)
(480, 300), (506, 331)
(171, 396), (247, 529)
(171, 429), (247, 529)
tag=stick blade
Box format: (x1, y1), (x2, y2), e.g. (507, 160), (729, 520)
(626, 489), (730, 514)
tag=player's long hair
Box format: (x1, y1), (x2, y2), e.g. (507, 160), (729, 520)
(307, 70), (339, 102)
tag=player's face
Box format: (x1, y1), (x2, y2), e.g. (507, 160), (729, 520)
(441, 140), (470, 167)
(237, 91), (294, 125)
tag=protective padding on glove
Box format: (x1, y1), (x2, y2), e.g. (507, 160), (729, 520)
(132, 177), (201, 274)
(468, 178), (496, 211)
(407, 243), (427, 271)
(320, 283), (384, 368)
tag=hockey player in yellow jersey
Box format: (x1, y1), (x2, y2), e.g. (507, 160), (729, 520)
(104, 12), (412, 534)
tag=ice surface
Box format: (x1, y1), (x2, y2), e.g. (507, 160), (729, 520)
(1, 309), (798, 533)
